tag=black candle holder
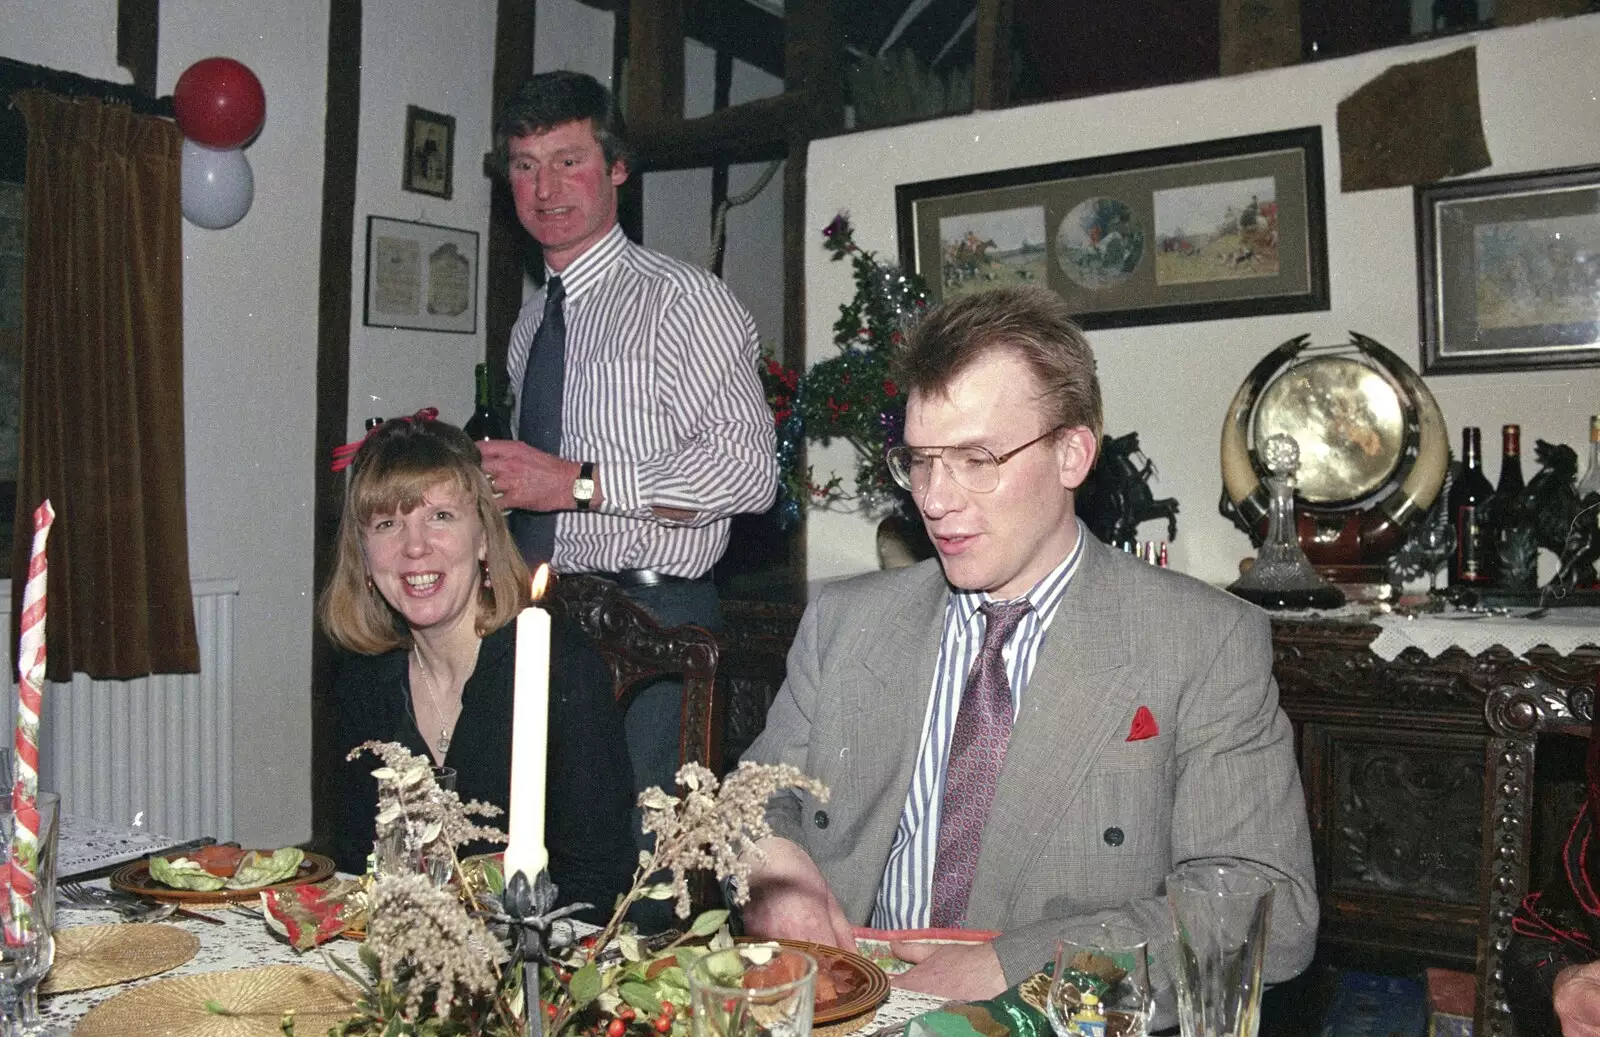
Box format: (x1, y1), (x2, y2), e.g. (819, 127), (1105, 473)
(482, 868), (592, 1037)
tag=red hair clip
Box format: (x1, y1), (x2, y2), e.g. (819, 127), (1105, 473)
(330, 407), (441, 472)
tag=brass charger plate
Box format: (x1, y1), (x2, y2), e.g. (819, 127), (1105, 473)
(110, 851), (336, 904)
(41, 923), (199, 995)
(72, 964), (359, 1037)
(748, 938), (890, 1025)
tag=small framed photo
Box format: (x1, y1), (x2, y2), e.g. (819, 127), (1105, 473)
(364, 216), (478, 334)
(896, 127), (1329, 331)
(1417, 164), (1600, 374)
(403, 105), (455, 199)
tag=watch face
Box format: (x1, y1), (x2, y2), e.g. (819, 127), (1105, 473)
(574, 477), (596, 500)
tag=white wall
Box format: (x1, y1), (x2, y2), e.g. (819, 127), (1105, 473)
(805, 14), (1600, 588)
(534, 0), (613, 84)
(2, 0), (333, 844)
(643, 39), (786, 352)
(346, 1), (498, 434)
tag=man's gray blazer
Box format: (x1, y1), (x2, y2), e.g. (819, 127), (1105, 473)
(743, 534), (1318, 1020)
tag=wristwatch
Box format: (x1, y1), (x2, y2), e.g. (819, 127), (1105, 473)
(573, 462), (596, 510)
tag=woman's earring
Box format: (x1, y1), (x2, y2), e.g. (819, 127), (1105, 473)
(480, 559), (492, 590)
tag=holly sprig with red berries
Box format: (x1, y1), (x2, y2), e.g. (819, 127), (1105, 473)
(761, 214), (930, 526)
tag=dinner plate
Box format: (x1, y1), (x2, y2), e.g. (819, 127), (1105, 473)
(745, 937), (890, 1024)
(110, 851), (336, 903)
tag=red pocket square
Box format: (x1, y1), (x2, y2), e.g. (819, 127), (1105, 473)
(1126, 706), (1159, 741)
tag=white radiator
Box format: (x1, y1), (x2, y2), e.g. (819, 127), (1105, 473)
(0, 578), (238, 841)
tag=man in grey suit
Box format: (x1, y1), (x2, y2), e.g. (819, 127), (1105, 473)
(739, 287), (1317, 1021)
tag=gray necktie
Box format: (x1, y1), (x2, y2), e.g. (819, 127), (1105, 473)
(930, 598), (1034, 928)
(513, 275), (565, 565)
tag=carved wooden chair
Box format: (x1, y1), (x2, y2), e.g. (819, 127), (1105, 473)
(1481, 664), (1596, 1037)
(546, 573), (724, 777)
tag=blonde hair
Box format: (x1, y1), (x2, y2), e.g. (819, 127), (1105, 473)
(318, 415), (530, 654)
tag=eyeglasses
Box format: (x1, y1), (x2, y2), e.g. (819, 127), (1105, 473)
(885, 425), (1068, 494)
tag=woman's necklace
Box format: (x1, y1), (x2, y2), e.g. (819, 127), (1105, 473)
(412, 650), (459, 756)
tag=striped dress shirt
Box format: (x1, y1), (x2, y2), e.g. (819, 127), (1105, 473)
(871, 526), (1088, 929)
(507, 225), (777, 578)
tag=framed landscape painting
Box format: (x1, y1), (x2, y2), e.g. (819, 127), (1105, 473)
(1417, 164), (1600, 374)
(895, 127), (1329, 331)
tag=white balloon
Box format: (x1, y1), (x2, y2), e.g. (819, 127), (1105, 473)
(180, 139), (254, 230)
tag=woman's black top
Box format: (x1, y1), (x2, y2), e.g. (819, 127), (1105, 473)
(326, 618), (636, 924)
(328, 622), (516, 874)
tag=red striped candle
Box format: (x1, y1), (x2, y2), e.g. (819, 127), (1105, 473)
(6, 500), (54, 943)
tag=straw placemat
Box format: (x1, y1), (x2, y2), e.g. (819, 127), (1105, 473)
(72, 964), (360, 1037)
(42, 923), (199, 995)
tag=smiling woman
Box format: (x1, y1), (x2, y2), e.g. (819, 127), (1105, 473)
(316, 414), (637, 919)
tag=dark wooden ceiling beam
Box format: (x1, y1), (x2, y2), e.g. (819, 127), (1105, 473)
(633, 89), (808, 170)
(628, 0), (686, 129)
(576, 0), (783, 77)
(116, 0), (158, 97)
(684, 0), (784, 79)
(973, 0), (1013, 109)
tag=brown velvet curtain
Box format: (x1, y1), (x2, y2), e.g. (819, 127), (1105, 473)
(11, 90), (198, 680)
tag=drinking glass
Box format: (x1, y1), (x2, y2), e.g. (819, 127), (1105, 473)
(688, 945), (817, 1037)
(1166, 862), (1274, 1037)
(374, 767), (460, 884)
(0, 791), (60, 1036)
(1045, 924), (1151, 1037)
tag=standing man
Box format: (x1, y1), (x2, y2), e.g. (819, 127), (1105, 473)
(739, 287), (1315, 1027)
(479, 71), (777, 916)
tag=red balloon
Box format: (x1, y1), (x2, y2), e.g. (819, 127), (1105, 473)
(173, 58), (266, 149)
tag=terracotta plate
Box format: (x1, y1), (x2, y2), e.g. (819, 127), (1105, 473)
(110, 851), (336, 903)
(745, 938), (890, 1024)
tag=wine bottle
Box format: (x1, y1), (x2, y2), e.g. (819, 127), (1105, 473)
(1492, 424), (1536, 592)
(1578, 416), (1600, 501)
(1449, 426), (1496, 587)
(463, 363), (509, 441)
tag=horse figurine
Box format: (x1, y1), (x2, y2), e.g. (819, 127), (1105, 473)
(1078, 431), (1180, 547)
(1515, 440), (1600, 593)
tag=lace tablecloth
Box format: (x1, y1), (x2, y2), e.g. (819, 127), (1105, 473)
(57, 814), (207, 881)
(41, 898), (947, 1031)
(1368, 606), (1600, 661)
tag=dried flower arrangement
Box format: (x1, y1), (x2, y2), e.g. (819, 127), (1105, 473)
(311, 743), (827, 1037)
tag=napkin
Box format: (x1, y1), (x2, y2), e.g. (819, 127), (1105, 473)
(900, 963), (1054, 1037)
(852, 926), (1000, 976)
(261, 877), (369, 950)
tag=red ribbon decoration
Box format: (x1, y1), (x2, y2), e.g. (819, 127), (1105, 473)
(329, 407), (440, 472)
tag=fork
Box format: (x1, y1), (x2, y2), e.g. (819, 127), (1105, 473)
(58, 882), (176, 922)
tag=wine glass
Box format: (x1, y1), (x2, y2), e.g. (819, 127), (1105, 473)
(1046, 924), (1150, 1037)
(0, 792), (61, 1036)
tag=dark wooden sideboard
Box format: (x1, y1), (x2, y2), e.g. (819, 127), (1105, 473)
(715, 602), (1598, 1035)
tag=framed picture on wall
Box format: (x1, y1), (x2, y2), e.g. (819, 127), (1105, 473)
(363, 216), (478, 334)
(895, 127), (1329, 331)
(403, 105), (455, 199)
(1417, 164), (1600, 374)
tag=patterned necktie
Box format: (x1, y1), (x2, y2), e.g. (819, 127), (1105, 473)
(513, 275), (566, 565)
(930, 598), (1034, 928)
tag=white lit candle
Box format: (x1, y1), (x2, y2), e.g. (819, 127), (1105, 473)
(505, 565), (552, 881)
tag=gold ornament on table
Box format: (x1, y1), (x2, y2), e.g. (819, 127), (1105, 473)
(309, 742), (828, 1037)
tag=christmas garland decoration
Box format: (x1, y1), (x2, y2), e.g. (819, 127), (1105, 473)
(762, 214), (931, 529)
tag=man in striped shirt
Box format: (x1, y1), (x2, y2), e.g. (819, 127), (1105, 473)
(741, 287), (1316, 1021)
(478, 72), (776, 919)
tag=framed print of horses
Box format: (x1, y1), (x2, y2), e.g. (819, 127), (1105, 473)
(895, 127), (1329, 331)
(1416, 164), (1600, 374)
